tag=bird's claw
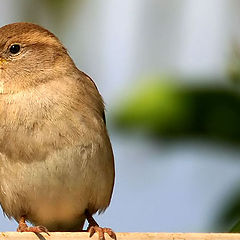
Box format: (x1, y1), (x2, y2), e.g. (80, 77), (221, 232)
(88, 226), (117, 240)
(17, 224), (50, 235)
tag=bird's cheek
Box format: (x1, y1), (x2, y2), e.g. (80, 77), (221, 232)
(0, 70), (5, 94)
(0, 57), (7, 68)
(0, 62), (9, 94)
(0, 81), (4, 94)
(0, 59), (8, 79)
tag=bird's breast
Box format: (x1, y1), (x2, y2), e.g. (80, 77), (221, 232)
(0, 83), (114, 226)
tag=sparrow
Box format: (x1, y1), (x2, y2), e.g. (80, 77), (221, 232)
(0, 22), (116, 240)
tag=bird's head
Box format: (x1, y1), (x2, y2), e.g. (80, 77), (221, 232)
(0, 22), (74, 94)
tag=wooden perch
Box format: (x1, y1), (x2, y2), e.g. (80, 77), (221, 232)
(1, 232), (240, 240)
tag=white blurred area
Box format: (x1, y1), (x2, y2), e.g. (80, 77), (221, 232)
(0, 0), (240, 232)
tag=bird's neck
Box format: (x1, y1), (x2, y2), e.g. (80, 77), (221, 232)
(0, 78), (75, 124)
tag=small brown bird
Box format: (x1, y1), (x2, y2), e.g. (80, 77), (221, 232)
(0, 22), (115, 240)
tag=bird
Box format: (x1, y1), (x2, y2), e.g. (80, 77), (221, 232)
(0, 22), (116, 240)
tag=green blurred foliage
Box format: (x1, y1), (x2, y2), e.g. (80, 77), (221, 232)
(228, 42), (240, 86)
(214, 188), (240, 232)
(114, 76), (240, 231)
(19, 0), (85, 32)
(114, 76), (240, 144)
(115, 77), (192, 136)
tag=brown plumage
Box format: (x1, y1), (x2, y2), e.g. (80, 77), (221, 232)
(0, 22), (115, 239)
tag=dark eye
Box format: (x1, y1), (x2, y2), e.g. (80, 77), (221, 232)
(9, 44), (21, 54)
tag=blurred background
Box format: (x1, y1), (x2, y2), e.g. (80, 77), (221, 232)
(0, 0), (240, 233)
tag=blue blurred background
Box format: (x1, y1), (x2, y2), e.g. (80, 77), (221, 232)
(1, 0), (240, 233)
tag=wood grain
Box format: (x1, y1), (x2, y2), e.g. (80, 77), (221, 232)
(1, 232), (240, 240)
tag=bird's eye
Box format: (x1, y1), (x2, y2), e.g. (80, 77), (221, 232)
(9, 44), (21, 54)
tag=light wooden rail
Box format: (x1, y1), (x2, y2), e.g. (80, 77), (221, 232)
(0, 232), (240, 240)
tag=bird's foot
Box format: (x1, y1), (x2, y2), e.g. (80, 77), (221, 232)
(85, 210), (116, 240)
(17, 225), (49, 235)
(88, 226), (116, 240)
(17, 216), (49, 235)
